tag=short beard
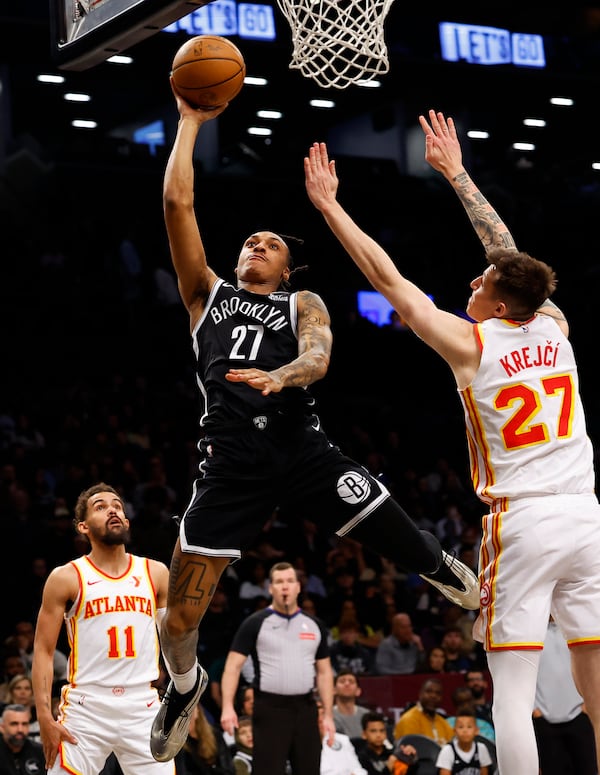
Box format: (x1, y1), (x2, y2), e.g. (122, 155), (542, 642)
(7, 735), (25, 751)
(88, 523), (131, 546)
(102, 527), (131, 546)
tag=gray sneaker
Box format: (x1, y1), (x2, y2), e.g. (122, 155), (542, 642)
(420, 551), (480, 610)
(150, 665), (208, 762)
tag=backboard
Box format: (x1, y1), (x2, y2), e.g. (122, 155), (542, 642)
(50, 0), (216, 70)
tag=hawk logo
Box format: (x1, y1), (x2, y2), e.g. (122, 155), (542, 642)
(252, 415), (268, 430)
(480, 582), (492, 607)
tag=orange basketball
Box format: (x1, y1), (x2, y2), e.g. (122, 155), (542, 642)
(171, 35), (246, 109)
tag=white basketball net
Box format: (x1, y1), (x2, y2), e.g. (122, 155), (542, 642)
(276, 0), (396, 89)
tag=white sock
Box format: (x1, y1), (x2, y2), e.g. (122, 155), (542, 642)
(171, 663), (200, 695)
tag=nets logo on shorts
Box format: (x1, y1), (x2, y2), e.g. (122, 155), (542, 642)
(337, 471), (371, 504)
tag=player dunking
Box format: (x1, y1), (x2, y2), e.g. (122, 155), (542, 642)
(31, 483), (174, 775)
(304, 112), (600, 775)
(149, 85), (479, 763)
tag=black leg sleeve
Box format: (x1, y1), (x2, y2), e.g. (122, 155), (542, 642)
(348, 497), (442, 575)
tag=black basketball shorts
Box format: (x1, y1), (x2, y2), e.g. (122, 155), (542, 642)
(178, 418), (390, 559)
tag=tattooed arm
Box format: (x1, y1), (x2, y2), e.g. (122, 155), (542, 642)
(419, 109), (516, 252)
(225, 289), (332, 395)
(419, 110), (567, 324)
(536, 296), (569, 336)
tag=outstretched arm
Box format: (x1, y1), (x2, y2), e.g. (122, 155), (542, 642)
(304, 142), (476, 384)
(163, 82), (227, 326)
(419, 110), (567, 328)
(419, 109), (516, 252)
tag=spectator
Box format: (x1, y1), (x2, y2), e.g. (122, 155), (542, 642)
(295, 558), (328, 602)
(176, 702), (235, 775)
(238, 560), (272, 613)
(352, 578), (390, 639)
(374, 614), (424, 676)
(9, 620), (67, 685)
(206, 656), (229, 728)
(33, 501), (80, 569)
(198, 583), (241, 670)
(330, 623), (374, 677)
(463, 671), (493, 727)
(132, 452), (177, 524)
(317, 699), (367, 775)
(330, 601), (382, 652)
(3, 675), (40, 743)
(439, 605), (481, 668)
(440, 627), (474, 673)
(393, 678), (454, 746)
(435, 503), (467, 554)
(446, 687), (495, 744)
(435, 709), (493, 775)
(356, 711), (417, 775)
(21, 557), (50, 625)
(300, 595), (325, 621)
(421, 646), (447, 675)
(289, 519), (330, 579)
(236, 686), (254, 719)
(0, 703), (46, 775)
(326, 567), (361, 624)
(374, 572), (417, 628)
(232, 715), (253, 775)
(0, 654), (28, 705)
(332, 670), (371, 739)
(222, 686), (254, 748)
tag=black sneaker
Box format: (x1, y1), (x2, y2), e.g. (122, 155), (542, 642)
(420, 551), (480, 610)
(150, 665), (208, 762)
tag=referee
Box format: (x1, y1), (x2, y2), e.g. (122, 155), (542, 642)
(221, 562), (335, 775)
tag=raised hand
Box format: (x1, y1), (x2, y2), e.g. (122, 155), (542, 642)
(418, 109), (464, 178)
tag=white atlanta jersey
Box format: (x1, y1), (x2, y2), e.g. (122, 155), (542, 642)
(460, 313), (595, 507)
(65, 554), (161, 687)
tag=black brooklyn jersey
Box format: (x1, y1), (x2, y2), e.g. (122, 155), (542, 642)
(193, 279), (316, 427)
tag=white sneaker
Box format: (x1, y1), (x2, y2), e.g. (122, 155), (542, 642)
(420, 551), (480, 610)
(150, 665), (208, 762)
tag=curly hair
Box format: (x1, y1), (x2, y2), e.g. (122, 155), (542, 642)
(73, 482), (120, 526)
